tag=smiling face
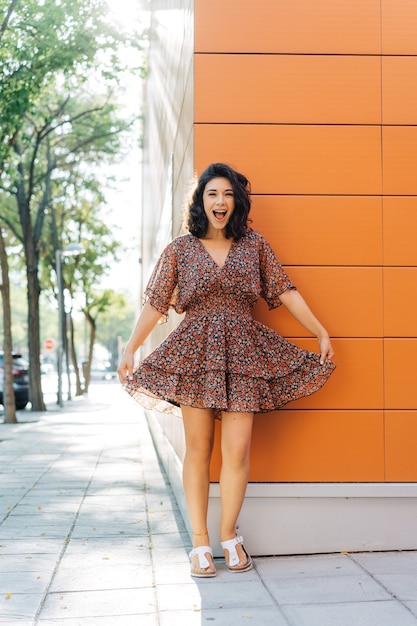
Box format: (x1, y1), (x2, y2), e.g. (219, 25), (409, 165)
(202, 177), (235, 236)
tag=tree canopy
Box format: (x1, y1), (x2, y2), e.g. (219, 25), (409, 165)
(0, 0), (146, 414)
(0, 0), (129, 169)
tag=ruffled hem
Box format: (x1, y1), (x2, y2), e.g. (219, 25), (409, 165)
(123, 353), (336, 419)
(124, 386), (182, 418)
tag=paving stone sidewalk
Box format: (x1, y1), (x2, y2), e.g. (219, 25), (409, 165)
(1, 384), (417, 625)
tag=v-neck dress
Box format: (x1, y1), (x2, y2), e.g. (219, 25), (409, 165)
(123, 228), (335, 417)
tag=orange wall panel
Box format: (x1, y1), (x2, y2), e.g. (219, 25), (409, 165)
(384, 269), (417, 337)
(252, 267), (382, 339)
(383, 197), (417, 266)
(382, 0), (417, 54)
(195, 0), (381, 54)
(385, 412), (417, 481)
(195, 0), (417, 484)
(195, 125), (382, 195)
(281, 267), (382, 338)
(209, 421), (221, 480)
(251, 196), (383, 267)
(384, 340), (417, 409)
(210, 410), (385, 483)
(382, 57), (417, 124)
(195, 55), (381, 125)
(383, 127), (417, 195)
(286, 339), (383, 410)
(250, 410), (385, 482)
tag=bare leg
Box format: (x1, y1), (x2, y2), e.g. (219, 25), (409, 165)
(219, 411), (253, 568)
(181, 405), (215, 575)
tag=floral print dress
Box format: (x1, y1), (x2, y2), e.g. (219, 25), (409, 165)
(124, 228), (335, 417)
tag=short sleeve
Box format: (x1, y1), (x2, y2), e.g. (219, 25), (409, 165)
(144, 241), (179, 320)
(258, 234), (296, 309)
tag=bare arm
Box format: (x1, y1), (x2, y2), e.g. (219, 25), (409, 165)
(278, 289), (334, 364)
(117, 300), (163, 382)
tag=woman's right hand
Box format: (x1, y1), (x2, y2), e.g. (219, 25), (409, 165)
(117, 351), (135, 383)
(116, 301), (163, 384)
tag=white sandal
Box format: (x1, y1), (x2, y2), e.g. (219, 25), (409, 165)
(189, 545), (216, 578)
(221, 535), (253, 573)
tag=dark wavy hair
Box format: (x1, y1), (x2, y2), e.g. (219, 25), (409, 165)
(184, 163), (251, 240)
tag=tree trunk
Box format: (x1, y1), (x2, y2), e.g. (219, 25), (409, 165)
(0, 227), (17, 423)
(14, 145), (46, 412)
(68, 312), (84, 396)
(0, 0), (19, 38)
(26, 244), (46, 411)
(82, 309), (96, 394)
(64, 312), (72, 401)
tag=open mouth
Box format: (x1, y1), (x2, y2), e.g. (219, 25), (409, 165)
(213, 210), (227, 221)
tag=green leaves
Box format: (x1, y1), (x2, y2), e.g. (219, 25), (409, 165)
(0, 0), (127, 168)
(0, 0), (146, 405)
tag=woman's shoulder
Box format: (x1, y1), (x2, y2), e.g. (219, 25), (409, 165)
(172, 232), (196, 250)
(164, 233), (194, 251)
(241, 227), (268, 246)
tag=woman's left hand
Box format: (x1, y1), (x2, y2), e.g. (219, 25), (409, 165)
(318, 336), (334, 365)
(278, 290), (335, 365)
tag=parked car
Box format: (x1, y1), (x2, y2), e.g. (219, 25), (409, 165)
(0, 352), (30, 410)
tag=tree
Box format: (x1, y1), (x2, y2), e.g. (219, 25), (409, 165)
(95, 290), (137, 369)
(81, 290), (116, 392)
(62, 204), (124, 394)
(0, 88), (130, 409)
(0, 226), (16, 422)
(0, 0), (145, 411)
(0, 0), (122, 171)
(39, 183), (125, 395)
(0, 0), (117, 411)
(0, 256), (28, 353)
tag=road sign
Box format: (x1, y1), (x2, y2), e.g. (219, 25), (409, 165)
(44, 338), (55, 350)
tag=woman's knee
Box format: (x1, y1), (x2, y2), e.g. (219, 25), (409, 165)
(182, 405), (215, 460)
(222, 443), (250, 469)
(221, 412), (253, 467)
(221, 432), (251, 468)
(185, 435), (214, 464)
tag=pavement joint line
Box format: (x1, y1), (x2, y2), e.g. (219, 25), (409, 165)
(253, 559), (296, 626)
(142, 445), (161, 625)
(348, 552), (417, 619)
(1, 456), (57, 523)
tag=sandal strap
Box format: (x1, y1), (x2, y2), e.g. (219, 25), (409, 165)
(220, 535), (244, 567)
(189, 545), (213, 569)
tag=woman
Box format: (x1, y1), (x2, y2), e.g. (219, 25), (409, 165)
(117, 163), (335, 578)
